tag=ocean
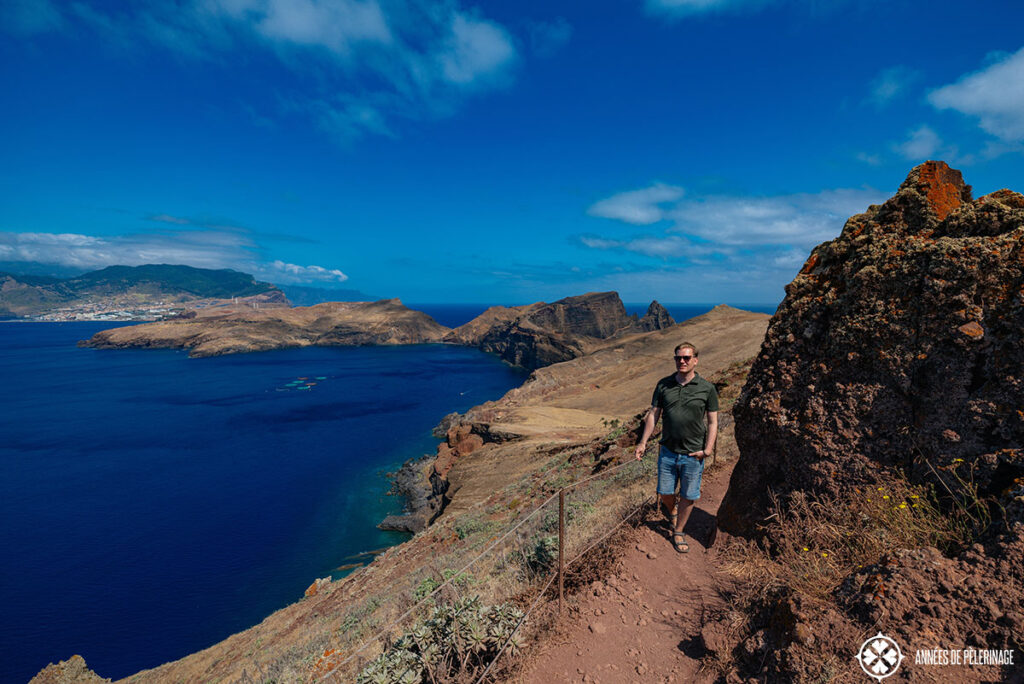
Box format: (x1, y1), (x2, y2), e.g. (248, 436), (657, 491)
(0, 319), (526, 682)
(0, 302), (777, 682)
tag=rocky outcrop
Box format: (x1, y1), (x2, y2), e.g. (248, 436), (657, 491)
(28, 655), (110, 684)
(81, 299), (450, 357)
(719, 161), (1024, 536)
(637, 300), (673, 331)
(716, 161), (1024, 680)
(446, 292), (674, 370)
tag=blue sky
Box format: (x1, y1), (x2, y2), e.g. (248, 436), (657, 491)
(2, 0), (1022, 305)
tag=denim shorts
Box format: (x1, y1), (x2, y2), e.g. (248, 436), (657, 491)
(657, 445), (704, 500)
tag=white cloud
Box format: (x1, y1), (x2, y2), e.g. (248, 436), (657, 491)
(772, 249), (807, 268)
(587, 183), (685, 225)
(586, 183), (886, 250)
(437, 14), (517, 86)
(671, 189), (886, 246)
(0, 229), (348, 285)
(645, 0), (770, 17)
(237, 0), (393, 54)
(893, 124), (963, 163)
(928, 46), (1024, 142)
(262, 260), (348, 283)
(867, 65), (917, 108)
(32, 0), (522, 143)
(856, 151), (883, 165)
(896, 124), (940, 159)
(579, 234), (719, 259)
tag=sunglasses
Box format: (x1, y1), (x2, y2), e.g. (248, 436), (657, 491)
(673, 355), (693, 362)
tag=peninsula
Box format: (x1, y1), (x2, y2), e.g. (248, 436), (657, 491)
(80, 291), (675, 368)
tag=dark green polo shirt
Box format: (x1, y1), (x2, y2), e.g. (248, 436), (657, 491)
(652, 372), (719, 454)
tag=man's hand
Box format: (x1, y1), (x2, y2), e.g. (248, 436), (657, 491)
(689, 449), (707, 460)
(634, 443), (647, 460)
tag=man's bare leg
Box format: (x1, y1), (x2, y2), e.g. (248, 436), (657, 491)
(660, 493), (677, 519)
(674, 497), (695, 535)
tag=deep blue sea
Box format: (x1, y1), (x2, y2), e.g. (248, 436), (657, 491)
(0, 317), (526, 682)
(0, 302), (776, 682)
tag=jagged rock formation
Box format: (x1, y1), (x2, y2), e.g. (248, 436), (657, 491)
(445, 292), (674, 369)
(82, 299), (450, 357)
(716, 161), (1023, 680)
(720, 161), (1023, 534)
(28, 655), (110, 684)
(637, 300), (673, 331)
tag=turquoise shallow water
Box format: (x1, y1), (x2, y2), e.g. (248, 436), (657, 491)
(0, 322), (526, 682)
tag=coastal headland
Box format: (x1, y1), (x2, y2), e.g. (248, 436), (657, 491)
(37, 301), (769, 682)
(80, 291), (674, 367)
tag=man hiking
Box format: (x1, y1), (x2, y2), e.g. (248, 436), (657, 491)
(634, 342), (718, 553)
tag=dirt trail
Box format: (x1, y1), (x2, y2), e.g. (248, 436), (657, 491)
(513, 460), (737, 684)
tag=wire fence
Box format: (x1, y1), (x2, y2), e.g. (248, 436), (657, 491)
(314, 446), (659, 683)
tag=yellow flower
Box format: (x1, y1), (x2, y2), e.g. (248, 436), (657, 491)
(882, 495), (890, 500)
(822, 553), (829, 558)
(802, 547), (809, 551)
(910, 495), (919, 499)
(899, 503), (907, 509)
(877, 487), (883, 491)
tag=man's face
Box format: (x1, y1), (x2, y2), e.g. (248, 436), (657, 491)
(674, 348), (697, 371)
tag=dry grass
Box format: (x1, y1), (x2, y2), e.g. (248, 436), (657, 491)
(710, 470), (987, 682)
(721, 479), (964, 606)
(278, 359), (751, 682)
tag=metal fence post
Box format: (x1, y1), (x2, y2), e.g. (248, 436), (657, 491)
(558, 488), (565, 616)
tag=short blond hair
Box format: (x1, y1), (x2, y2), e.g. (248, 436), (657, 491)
(674, 342), (699, 357)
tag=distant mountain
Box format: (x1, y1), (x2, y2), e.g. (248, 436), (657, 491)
(278, 284), (377, 306)
(66, 265), (277, 298)
(0, 264), (284, 318)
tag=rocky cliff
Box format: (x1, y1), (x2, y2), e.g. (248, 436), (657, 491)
(445, 292), (674, 370)
(720, 161), (1023, 534)
(82, 299), (450, 357)
(715, 161), (1023, 680)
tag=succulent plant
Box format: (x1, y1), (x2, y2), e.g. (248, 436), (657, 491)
(357, 596), (524, 683)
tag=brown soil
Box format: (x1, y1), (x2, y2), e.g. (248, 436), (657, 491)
(511, 460), (737, 684)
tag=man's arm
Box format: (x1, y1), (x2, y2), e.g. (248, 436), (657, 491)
(634, 406), (662, 460)
(690, 410), (718, 460)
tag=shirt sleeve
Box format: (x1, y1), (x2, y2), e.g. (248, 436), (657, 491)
(707, 384), (719, 412)
(651, 381), (663, 408)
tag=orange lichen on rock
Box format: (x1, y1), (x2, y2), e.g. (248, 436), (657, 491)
(310, 648), (343, 678)
(799, 252), (820, 275)
(958, 321), (985, 338)
(916, 160), (966, 221)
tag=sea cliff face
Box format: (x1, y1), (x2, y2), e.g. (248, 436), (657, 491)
(445, 291), (675, 370)
(81, 299), (450, 356)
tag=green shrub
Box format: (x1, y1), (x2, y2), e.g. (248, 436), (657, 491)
(356, 596), (523, 684)
(524, 534), (558, 573)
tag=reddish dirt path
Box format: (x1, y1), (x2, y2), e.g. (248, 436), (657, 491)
(512, 461), (736, 684)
